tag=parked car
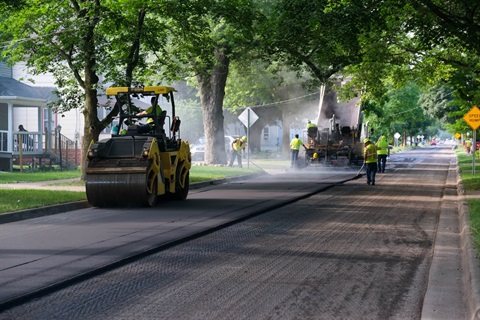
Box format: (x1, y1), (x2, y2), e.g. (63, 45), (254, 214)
(190, 138), (206, 161)
(191, 136), (238, 161)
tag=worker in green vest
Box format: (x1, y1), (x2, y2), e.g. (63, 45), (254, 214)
(376, 135), (389, 173)
(364, 138), (378, 185)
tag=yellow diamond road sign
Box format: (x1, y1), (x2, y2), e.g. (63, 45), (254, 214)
(455, 133), (461, 139)
(463, 106), (480, 130)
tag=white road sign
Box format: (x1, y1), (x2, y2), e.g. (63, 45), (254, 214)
(238, 107), (259, 128)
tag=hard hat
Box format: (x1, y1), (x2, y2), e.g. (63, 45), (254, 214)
(242, 136), (247, 141)
(364, 138), (370, 144)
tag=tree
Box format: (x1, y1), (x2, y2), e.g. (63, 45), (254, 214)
(147, 0), (259, 165)
(365, 82), (440, 145)
(254, 0), (377, 153)
(224, 60), (319, 155)
(339, 0), (480, 121)
(0, 0), (168, 178)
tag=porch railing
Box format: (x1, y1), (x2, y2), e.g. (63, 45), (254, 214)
(0, 129), (81, 169)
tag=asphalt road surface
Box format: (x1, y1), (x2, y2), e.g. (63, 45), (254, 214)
(0, 146), (465, 319)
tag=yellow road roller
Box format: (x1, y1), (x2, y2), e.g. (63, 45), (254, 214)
(85, 86), (191, 207)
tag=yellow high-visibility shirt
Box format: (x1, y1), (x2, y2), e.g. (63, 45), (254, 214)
(233, 138), (246, 152)
(145, 105), (163, 124)
(364, 144), (377, 163)
(376, 139), (389, 156)
(290, 138), (304, 150)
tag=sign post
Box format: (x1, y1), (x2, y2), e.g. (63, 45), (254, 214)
(238, 107), (259, 168)
(394, 132), (401, 147)
(462, 106), (480, 175)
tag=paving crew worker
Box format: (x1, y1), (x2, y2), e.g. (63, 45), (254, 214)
(376, 135), (389, 173)
(137, 97), (163, 134)
(229, 136), (247, 168)
(306, 120), (318, 144)
(290, 134), (307, 168)
(364, 138), (378, 185)
(465, 139), (472, 155)
(306, 120), (318, 130)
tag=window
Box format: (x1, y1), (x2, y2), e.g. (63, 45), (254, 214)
(43, 108), (54, 133)
(263, 126), (269, 140)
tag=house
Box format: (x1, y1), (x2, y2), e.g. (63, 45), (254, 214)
(0, 62), (79, 171)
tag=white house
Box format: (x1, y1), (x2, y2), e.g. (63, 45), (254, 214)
(0, 62), (82, 171)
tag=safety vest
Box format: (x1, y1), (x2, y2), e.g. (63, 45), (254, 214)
(233, 138), (246, 152)
(290, 138), (304, 150)
(145, 105), (162, 124)
(376, 139), (389, 155)
(364, 144), (377, 163)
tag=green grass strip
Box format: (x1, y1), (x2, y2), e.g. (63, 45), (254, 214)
(468, 200), (480, 252)
(0, 189), (86, 214)
(0, 170), (81, 183)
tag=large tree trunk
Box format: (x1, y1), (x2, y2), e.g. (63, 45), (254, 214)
(80, 21), (101, 180)
(81, 87), (102, 180)
(196, 46), (230, 164)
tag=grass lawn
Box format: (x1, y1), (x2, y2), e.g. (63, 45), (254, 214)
(0, 189), (86, 213)
(0, 170), (82, 183)
(456, 149), (480, 252)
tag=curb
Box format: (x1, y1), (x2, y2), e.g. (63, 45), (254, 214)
(0, 201), (90, 224)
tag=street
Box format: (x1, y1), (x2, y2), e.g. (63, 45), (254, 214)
(0, 146), (466, 319)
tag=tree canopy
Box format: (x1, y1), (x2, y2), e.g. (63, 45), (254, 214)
(1, 0), (480, 169)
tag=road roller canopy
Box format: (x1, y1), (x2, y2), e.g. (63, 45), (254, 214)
(106, 86), (177, 96)
(105, 84), (182, 141)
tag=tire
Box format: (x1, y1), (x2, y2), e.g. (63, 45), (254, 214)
(174, 171), (189, 200)
(146, 177), (158, 207)
(145, 165), (158, 207)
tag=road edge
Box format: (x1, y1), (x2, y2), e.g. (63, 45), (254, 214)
(0, 173), (265, 224)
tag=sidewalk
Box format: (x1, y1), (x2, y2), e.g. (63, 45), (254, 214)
(0, 178), (85, 192)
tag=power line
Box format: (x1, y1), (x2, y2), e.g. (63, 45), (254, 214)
(246, 92), (319, 109)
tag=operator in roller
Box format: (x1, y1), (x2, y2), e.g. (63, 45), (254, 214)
(137, 97), (163, 134)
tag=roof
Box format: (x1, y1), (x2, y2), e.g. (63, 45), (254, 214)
(0, 76), (56, 101)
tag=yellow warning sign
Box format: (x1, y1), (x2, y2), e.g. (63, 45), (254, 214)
(455, 133), (461, 139)
(463, 106), (480, 130)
